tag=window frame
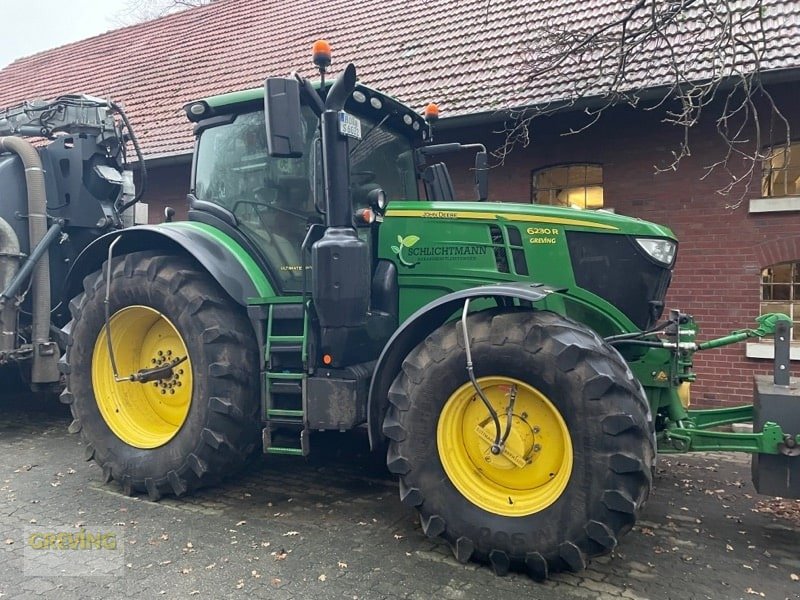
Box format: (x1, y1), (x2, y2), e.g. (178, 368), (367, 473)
(529, 163), (604, 209)
(748, 259), (800, 361)
(761, 140), (800, 198)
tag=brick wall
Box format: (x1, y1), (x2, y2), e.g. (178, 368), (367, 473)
(142, 161), (192, 224)
(140, 82), (799, 407)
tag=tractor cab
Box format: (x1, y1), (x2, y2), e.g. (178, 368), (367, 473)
(185, 82), (425, 293)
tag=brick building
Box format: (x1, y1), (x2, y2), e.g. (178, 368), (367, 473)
(0, 0), (798, 406)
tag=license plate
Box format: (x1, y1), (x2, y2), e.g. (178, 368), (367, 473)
(338, 112), (362, 140)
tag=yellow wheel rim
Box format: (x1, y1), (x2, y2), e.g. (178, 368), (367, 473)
(437, 376), (573, 517)
(92, 305), (193, 449)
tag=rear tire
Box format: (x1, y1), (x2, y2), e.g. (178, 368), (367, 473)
(60, 251), (259, 499)
(383, 308), (654, 579)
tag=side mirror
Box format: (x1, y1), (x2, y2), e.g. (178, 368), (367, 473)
(475, 151), (489, 201)
(264, 77), (304, 158)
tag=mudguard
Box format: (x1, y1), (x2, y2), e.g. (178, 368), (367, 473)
(63, 222), (274, 307)
(366, 282), (558, 449)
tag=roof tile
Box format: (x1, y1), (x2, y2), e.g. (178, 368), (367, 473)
(0, 0), (796, 157)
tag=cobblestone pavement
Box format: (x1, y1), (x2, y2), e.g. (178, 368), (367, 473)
(0, 396), (798, 600)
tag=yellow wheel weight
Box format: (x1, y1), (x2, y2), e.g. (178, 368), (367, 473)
(92, 305), (193, 449)
(437, 376), (573, 517)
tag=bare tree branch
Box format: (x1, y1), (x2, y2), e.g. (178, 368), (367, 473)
(496, 0), (792, 205)
(112, 0), (212, 26)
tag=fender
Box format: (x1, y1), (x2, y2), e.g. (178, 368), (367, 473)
(366, 282), (559, 449)
(63, 222), (274, 307)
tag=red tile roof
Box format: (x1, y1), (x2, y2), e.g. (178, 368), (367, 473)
(0, 0), (797, 157)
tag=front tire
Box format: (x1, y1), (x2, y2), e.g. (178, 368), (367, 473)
(61, 252), (259, 499)
(383, 309), (654, 579)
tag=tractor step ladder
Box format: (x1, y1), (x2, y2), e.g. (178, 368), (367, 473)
(263, 300), (309, 457)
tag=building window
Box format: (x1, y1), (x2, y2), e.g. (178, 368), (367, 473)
(531, 164), (603, 209)
(761, 261), (800, 340)
(762, 142), (800, 197)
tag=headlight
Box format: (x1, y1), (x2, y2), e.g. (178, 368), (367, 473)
(635, 237), (677, 266)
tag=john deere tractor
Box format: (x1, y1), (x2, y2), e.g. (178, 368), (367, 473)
(53, 44), (799, 578)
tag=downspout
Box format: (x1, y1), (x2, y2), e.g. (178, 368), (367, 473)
(0, 216), (20, 353)
(0, 136), (59, 382)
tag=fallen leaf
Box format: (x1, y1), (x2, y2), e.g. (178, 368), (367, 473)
(189, 592), (199, 596)
(180, 568), (192, 574)
(282, 531), (298, 537)
(318, 574), (327, 582)
(251, 570), (261, 579)
(726, 544), (734, 552)
(236, 520), (247, 527)
(338, 561), (348, 569)
(393, 534), (404, 540)
(4, 539), (12, 545)
(186, 542), (194, 549)
(205, 563), (216, 570)
(272, 549), (288, 561)
(791, 573), (799, 581)
(236, 580), (245, 590)
(744, 588), (765, 597)
(270, 578), (281, 586)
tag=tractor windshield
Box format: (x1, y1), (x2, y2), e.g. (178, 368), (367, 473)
(193, 106), (417, 291)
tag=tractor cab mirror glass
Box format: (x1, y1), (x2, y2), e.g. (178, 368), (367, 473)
(475, 151), (489, 201)
(264, 77), (304, 158)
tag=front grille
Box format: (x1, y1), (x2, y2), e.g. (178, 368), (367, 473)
(566, 231), (673, 329)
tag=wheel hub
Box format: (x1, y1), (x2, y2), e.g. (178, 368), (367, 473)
(474, 414), (535, 469)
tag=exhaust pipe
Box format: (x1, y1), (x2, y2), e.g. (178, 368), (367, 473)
(0, 216), (20, 353)
(0, 136), (59, 382)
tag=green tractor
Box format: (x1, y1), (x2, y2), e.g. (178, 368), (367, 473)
(59, 45), (799, 578)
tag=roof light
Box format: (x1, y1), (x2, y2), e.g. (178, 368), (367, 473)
(313, 39), (332, 70)
(370, 97), (382, 109)
(352, 90), (367, 103)
(424, 103), (439, 122)
(403, 114), (413, 125)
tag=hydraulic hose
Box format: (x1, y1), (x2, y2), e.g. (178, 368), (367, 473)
(0, 136), (52, 378)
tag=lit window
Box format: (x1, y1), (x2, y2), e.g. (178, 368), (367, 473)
(531, 164), (603, 209)
(762, 142), (800, 197)
(761, 261), (800, 340)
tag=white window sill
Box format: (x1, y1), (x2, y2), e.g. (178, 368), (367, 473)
(745, 341), (800, 360)
(749, 196), (800, 213)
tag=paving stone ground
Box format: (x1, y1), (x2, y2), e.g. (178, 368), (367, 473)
(0, 395), (798, 600)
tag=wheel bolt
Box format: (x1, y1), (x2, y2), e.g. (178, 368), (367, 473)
(533, 444), (541, 452)
(160, 389), (166, 395)
(170, 389), (175, 395)
(158, 350), (163, 356)
(533, 426), (540, 434)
